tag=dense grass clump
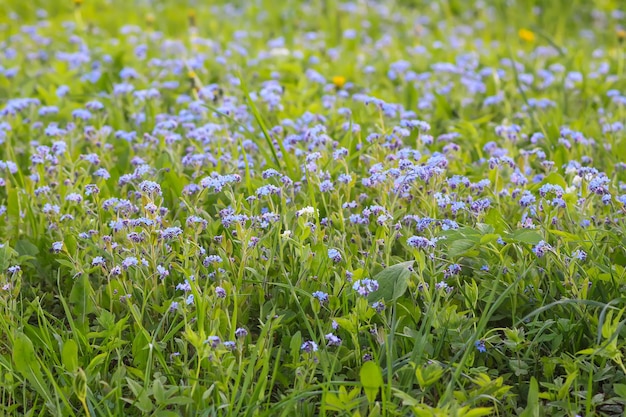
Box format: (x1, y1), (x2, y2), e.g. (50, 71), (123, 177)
(2, 0), (626, 415)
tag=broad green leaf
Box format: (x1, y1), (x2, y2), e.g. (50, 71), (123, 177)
(323, 392), (347, 412)
(62, 339), (79, 373)
(15, 239), (39, 258)
(367, 260), (414, 303)
(69, 274), (96, 324)
(12, 332), (37, 376)
(360, 361), (383, 403)
(520, 377), (539, 417)
(614, 383), (626, 399)
(447, 239), (477, 258)
(508, 229), (543, 245)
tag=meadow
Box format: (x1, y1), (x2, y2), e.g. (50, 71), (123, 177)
(1, 0), (626, 415)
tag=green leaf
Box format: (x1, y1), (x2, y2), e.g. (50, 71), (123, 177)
(367, 261), (414, 303)
(0, 245), (16, 272)
(360, 361), (383, 403)
(62, 339), (79, 373)
(323, 392), (347, 412)
(15, 239), (39, 258)
(520, 377), (539, 417)
(12, 332), (37, 376)
(290, 331), (302, 362)
(152, 379), (166, 404)
(459, 407), (495, 417)
(448, 239), (477, 258)
(614, 383), (626, 399)
(69, 274), (96, 324)
(508, 229), (543, 245)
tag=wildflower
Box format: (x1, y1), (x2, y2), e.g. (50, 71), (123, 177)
(407, 236), (436, 250)
(160, 227), (183, 240)
(203, 255), (223, 267)
(352, 278), (379, 297)
(92, 256), (105, 266)
(185, 294), (194, 305)
(215, 286), (227, 298)
(332, 76), (346, 89)
(319, 180), (334, 192)
(121, 256), (139, 269)
(325, 333), (342, 346)
(65, 193), (83, 203)
(312, 291), (329, 304)
(224, 341), (236, 351)
(572, 250), (587, 262)
(206, 336), (221, 348)
(154, 265), (168, 279)
(475, 339), (487, 353)
(8, 265), (21, 275)
(235, 328), (248, 338)
(139, 180), (162, 196)
(518, 29), (535, 42)
(328, 248), (342, 263)
(301, 340), (318, 353)
(51, 241), (63, 253)
(533, 240), (552, 258)
(444, 264), (461, 278)
(296, 206), (317, 217)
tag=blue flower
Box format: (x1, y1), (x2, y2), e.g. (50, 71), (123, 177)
(328, 248), (342, 263)
(475, 339), (487, 353)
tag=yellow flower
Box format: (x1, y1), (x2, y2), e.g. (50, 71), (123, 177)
(518, 28), (535, 42)
(332, 76), (346, 89)
(74, 0), (83, 5)
(618, 29), (626, 43)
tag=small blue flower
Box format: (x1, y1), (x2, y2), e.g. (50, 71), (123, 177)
(328, 248), (342, 263)
(301, 340), (318, 353)
(475, 339), (487, 353)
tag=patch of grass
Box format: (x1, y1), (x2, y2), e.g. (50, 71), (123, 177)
(0, 0), (626, 415)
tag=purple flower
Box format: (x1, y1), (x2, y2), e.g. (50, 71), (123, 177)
(8, 265), (21, 275)
(65, 193), (83, 203)
(206, 336), (221, 348)
(235, 328), (248, 338)
(157, 265), (169, 279)
(319, 180), (334, 192)
(325, 333), (342, 346)
(533, 240), (552, 258)
(407, 236), (436, 249)
(215, 286), (227, 298)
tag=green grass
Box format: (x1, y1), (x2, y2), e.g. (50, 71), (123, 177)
(1, 0), (626, 415)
